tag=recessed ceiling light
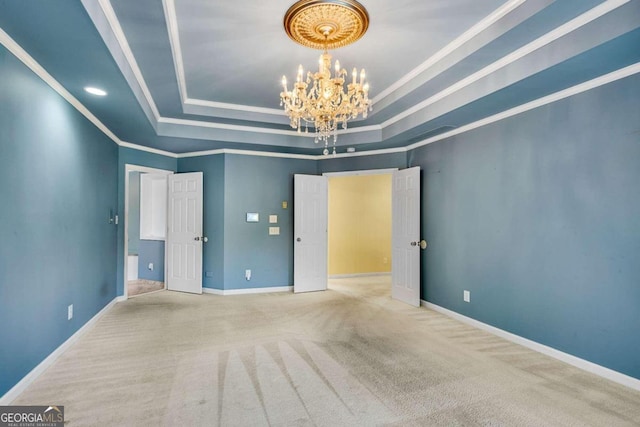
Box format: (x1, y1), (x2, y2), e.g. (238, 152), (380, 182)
(84, 86), (107, 96)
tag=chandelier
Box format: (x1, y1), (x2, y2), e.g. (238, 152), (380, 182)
(280, 0), (372, 155)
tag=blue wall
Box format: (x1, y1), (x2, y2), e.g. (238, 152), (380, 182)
(179, 154), (317, 290)
(409, 73), (640, 380)
(116, 147), (176, 296)
(2, 38), (638, 403)
(223, 154), (317, 290)
(137, 240), (165, 281)
(319, 151), (407, 173)
(301, 75), (640, 381)
(0, 46), (118, 397)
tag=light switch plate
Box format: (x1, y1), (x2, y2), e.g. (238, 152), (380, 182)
(269, 215), (278, 224)
(269, 227), (280, 235)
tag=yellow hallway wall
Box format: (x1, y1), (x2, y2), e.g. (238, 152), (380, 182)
(328, 174), (392, 275)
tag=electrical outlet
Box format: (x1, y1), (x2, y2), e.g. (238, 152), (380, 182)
(245, 269), (251, 281)
(463, 290), (470, 303)
(383, 257), (388, 264)
(148, 263), (154, 271)
(68, 304), (73, 320)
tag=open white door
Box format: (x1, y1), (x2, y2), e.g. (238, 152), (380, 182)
(167, 172), (204, 294)
(294, 174), (328, 293)
(392, 167), (421, 306)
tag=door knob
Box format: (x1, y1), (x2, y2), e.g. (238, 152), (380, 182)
(194, 236), (208, 242)
(411, 240), (428, 249)
(296, 237), (302, 242)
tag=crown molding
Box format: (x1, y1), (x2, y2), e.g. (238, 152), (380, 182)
(372, 0), (528, 104)
(382, 0), (631, 129)
(407, 62), (640, 152)
(162, 0), (187, 105)
(118, 141), (178, 158)
(92, 0), (633, 146)
(84, 0), (161, 124)
(177, 148), (316, 160)
(184, 98), (285, 116)
(2, 4), (637, 164)
(157, 116), (312, 137)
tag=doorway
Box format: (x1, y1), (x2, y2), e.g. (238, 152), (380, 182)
(325, 169), (396, 294)
(295, 167), (421, 306)
(327, 172), (393, 277)
(124, 165), (173, 299)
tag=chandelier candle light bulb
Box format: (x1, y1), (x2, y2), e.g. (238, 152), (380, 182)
(280, 0), (372, 156)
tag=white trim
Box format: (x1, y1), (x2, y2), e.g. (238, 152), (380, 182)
(323, 168), (398, 177)
(407, 62), (640, 151)
(421, 301), (640, 392)
(382, 0), (631, 129)
(162, 0), (187, 104)
(324, 146), (408, 159)
(3, 14), (638, 163)
(184, 98), (286, 117)
(124, 164), (174, 175)
(373, 0), (527, 103)
(329, 272), (391, 279)
(161, 0), (525, 122)
(202, 286), (293, 296)
(157, 116), (314, 137)
(178, 57), (639, 160)
(119, 141), (178, 158)
(0, 27), (122, 147)
(177, 146), (408, 160)
(0, 297), (120, 405)
(177, 148), (316, 160)
(123, 165), (173, 300)
(95, 0), (160, 121)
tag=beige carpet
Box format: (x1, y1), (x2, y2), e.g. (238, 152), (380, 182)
(127, 279), (164, 297)
(12, 276), (640, 426)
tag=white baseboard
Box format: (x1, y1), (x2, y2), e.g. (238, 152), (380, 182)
(203, 286), (293, 296)
(421, 300), (640, 392)
(0, 297), (121, 404)
(329, 272), (391, 279)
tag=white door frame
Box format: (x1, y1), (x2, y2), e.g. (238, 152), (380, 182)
(123, 164), (174, 299)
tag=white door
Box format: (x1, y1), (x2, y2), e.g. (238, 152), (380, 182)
(167, 172), (204, 294)
(392, 167), (421, 306)
(294, 174), (328, 293)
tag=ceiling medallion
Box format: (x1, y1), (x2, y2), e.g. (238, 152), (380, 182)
(284, 0), (369, 50)
(280, 0), (372, 155)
